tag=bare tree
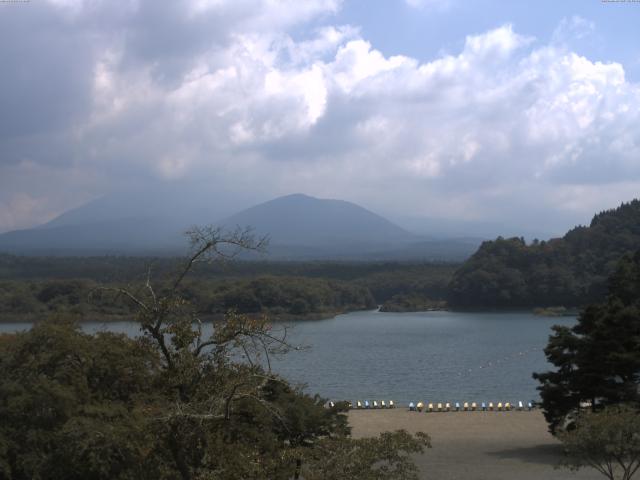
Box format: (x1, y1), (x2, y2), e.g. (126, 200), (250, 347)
(97, 226), (306, 479)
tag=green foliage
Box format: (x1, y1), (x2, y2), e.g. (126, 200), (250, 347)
(558, 404), (640, 480)
(0, 227), (430, 479)
(355, 264), (454, 306)
(0, 275), (376, 323)
(0, 260), (458, 321)
(300, 430), (431, 480)
(0, 319), (157, 480)
(534, 251), (640, 434)
(210, 275), (377, 316)
(450, 200), (640, 308)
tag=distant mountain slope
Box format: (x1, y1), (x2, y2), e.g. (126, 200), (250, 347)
(219, 194), (416, 249)
(448, 199), (640, 308)
(0, 218), (186, 255)
(0, 186), (233, 255)
(0, 191), (479, 260)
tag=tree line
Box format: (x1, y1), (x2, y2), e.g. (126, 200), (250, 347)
(449, 200), (640, 308)
(0, 259), (456, 321)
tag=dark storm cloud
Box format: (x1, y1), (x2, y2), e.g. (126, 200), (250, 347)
(0, 3), (93, 143)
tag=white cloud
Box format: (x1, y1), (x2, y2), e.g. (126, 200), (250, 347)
(1, 2), (640, 234)
(552, 15), (596, 45)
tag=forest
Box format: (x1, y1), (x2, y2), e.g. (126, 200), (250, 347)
(0, 256), (456, 321)
(449, 200), (640, 308)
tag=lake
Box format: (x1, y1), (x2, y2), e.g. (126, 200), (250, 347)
(0, 310), (574, 406)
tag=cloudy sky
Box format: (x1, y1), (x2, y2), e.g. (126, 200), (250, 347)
(1, 0), (639, 236)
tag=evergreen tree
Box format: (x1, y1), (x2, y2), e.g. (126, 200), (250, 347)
(534, 251), (640, 433)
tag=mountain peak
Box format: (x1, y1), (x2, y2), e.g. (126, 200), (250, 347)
(221, 194), (413, 248)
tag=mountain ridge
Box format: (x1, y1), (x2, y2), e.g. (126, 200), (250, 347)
(0, 192), (478, 260)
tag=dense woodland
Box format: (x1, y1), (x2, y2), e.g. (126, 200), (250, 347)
(449, 200), (640, 308)
(0, 256), (456, 321)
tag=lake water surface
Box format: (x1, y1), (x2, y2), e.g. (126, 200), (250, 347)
(0, 310), (574, 405)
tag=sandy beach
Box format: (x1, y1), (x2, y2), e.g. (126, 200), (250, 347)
(348, 409), (602, 480)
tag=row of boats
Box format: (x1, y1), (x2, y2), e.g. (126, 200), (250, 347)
(408, 401), (534, 411)
(327, 400), (536, 411)
(327, 400), (396, 409)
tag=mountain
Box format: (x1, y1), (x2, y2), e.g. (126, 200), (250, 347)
(217, 194), (482, 260)
(0, 191), (480, 260)
(219, 193), (415, 249)
(0, 186), (234, 255)
(448, 199), (640, 308)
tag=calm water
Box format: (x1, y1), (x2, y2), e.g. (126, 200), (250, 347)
(0, 310), (574, 405)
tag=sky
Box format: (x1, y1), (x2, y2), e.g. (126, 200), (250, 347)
(0, 0), (639, 236)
